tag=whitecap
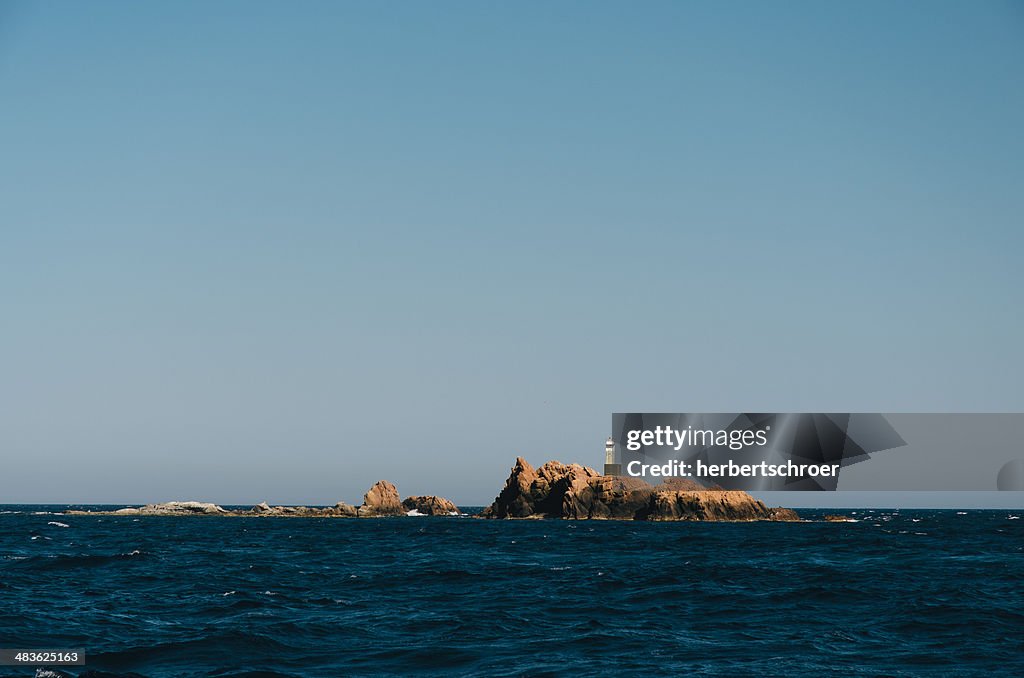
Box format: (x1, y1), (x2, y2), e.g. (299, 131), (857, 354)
(956, 511), (968, 515)
(47, 521), (70, 528)
(222, 591), (236, 596)
(1008, 515), (1020, 520)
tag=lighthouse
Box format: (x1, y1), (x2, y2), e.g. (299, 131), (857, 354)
(604, 437), (621, 476)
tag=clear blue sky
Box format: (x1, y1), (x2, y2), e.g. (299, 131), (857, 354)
(1, 1), (1022, 505)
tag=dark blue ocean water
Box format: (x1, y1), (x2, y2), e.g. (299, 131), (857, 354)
(1, 507), (1022, 677)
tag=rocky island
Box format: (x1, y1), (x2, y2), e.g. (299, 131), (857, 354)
(66, 479), (461, 518)
(481, 457), (799, 521)
(65, 457), (799, 522)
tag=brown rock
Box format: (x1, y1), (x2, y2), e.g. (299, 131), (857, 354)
(479, 457), (539, 518)
(481, 458), (800, 522)
(358, 480), (404, 517)
(402, 496), (461, 515)
(659, 477), (715, 492)
(563, 474), (655, 519)
(768, 507), (802, 521)
(646, 490), (795, 521)
(334, 502), (358, 517)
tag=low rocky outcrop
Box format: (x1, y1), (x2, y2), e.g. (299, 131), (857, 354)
(767, 507), (802, 521)
(334, 501), (359, 517)
(65, 483), (433, 519)
(480, 457), (800, 522)
(246, 501), (358, 517)
(646, 491), (800, 521)
(108, 501), (228, 516)
(402, 495), (461, 515)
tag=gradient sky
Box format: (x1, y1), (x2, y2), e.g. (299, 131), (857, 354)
(1, 1), (1022, 506)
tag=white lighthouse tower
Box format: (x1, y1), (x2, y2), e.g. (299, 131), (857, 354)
(604, 437), (621, 476)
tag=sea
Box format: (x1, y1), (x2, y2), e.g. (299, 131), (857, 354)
(1, 507), (1022, 677)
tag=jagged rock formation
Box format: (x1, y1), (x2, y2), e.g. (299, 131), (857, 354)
(480, 457), (800, 522)
(357, 480), (404, 516)
(402, 495), (461, 515)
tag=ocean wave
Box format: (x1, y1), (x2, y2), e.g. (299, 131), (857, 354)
(84, 630), (306, 673)
(10, 550), (145, 571)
